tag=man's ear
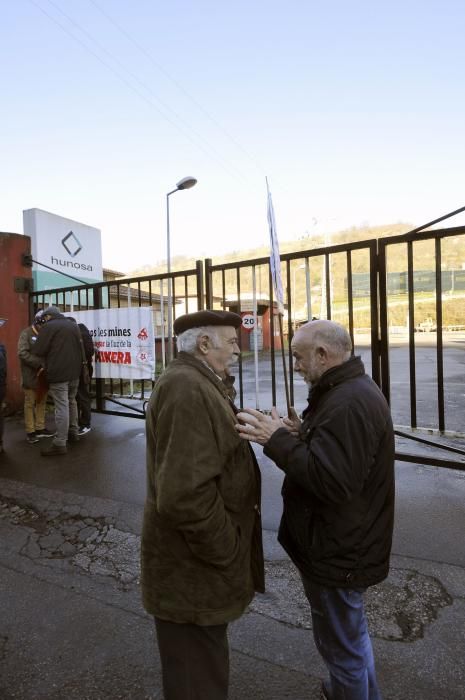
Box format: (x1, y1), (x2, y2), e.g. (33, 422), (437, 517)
(197, 334), (210, 356)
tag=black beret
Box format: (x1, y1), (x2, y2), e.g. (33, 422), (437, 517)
(173, 310), (242, 335)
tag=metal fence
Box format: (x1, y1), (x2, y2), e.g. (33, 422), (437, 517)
(30, 262), (203, 417)
(30, 225), (465, 469)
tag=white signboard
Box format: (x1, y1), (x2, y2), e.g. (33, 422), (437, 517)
(23, 208), (103, 291)
(65, 308), (155, 380)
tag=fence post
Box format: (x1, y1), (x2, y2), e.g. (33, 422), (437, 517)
(204, 258), (213, 309)
(93, 285), (105, 413)
(196, 260), (204, 310)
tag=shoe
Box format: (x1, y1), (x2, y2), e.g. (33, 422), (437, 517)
(41, 443), (67, 456)
(78, 426), (91, 435)
(26, 433), (39, 444)
(67, 433), (80, 443)
(35, 428), (54, 438)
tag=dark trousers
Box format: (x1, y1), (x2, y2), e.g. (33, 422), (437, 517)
(154, 617), (229, 700)
(76, 367), (92, 428)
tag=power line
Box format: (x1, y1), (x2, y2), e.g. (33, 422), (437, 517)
(27, 0), (248, 182)
(88, 0), (266, 176)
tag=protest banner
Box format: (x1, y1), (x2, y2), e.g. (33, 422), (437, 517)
(65, 308), (155, 380)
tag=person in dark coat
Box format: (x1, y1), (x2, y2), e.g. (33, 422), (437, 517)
(67, 318), (94, 435)
(33, 306), (82, 456)
(141, 310), (264, 700)
(236, 319), (395, 700)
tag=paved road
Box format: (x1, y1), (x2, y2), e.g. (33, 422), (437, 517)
(101, 332), (465, 439)
(239, 335), (465, 436)
(1, 413), (465, 699)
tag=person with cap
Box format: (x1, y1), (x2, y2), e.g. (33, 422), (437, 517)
(32, 306), (82, 456)
(235, 320), (395, 700)
(141, 309), (264, 700)
(17, 310), (53, 444)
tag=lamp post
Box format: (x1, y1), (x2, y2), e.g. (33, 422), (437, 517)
(166, 176), (197, 360)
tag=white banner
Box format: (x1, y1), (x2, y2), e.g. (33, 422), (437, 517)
(65, 308), (155, 380)
(266, 179), (285, 315)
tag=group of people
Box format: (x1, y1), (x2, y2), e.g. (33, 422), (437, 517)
(1, 304), (394, 698)
(16, 305), (94, 455)
(141, 311), (395, 700)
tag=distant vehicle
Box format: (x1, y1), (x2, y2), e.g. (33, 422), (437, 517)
(415, 318), (437, 332)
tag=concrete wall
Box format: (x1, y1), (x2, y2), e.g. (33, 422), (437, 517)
(0, 232), (33, 413)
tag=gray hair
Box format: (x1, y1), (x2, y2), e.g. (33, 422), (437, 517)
(176, 326), (221, 354)
(297, 320), (352, 360)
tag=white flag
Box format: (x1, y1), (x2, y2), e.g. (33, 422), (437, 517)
(266, 179), (285, 315)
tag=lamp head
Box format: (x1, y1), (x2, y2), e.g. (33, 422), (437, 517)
(176, 176), (197, 191)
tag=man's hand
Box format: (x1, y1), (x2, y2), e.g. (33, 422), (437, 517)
(282, 407), (301, 436)
(235, 407), (286, 445)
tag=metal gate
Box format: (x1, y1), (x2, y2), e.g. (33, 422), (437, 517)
(30, 226), (465, 470)
(205, 227), (465, 471)
(30, 262), (204, 418)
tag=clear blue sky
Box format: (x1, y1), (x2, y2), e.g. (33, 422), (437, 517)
(2, 0), (465, 273)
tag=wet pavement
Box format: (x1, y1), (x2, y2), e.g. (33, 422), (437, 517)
(0, 412), (464, 699)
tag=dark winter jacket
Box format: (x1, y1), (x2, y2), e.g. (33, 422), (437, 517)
(141, 352), (264, 625)
(78, 323), (94, 364)
(264, 355), (395, 589)
(33, 316), (82, 384)
(17, 325), (43, 389)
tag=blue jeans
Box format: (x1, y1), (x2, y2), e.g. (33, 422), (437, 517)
(301, 576), (381, 700)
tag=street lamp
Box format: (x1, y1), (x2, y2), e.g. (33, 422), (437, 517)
(166, 176), (197, 360)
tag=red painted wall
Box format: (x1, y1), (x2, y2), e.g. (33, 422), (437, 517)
(261, 307), (283, 350)
(0, 232), (33, 413)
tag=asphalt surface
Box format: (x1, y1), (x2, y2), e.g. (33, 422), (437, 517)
(0, 411), (464, 699)
(238, 334), (465, 434)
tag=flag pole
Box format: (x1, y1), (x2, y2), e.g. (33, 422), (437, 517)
(277, 312), (291, 416)
(266, 177), (291, 417)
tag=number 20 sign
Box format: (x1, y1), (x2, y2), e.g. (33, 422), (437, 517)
(241, 313), (256, 331)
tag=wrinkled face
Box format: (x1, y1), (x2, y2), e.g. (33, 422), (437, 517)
(204, 326), (240, 376)
(291, 332), (322, 385)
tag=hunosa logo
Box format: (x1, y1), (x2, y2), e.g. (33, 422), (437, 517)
(51, 230), (94, 271)
(62, 231), (82, 257)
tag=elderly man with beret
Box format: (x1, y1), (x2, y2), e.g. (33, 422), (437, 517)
(141, 310), (264, 700)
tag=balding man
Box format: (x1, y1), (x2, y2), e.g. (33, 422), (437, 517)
(141, 310), (264, 700)
(236, 320), (394, 700)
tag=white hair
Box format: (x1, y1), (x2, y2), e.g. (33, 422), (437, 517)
(176, 326), (221, 354)
(296, 320), (352, 360)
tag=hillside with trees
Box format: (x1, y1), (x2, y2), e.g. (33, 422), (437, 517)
(130, 221), (465, 330)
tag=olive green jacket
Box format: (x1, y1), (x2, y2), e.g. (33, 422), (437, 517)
(17, 326), (42, 389)
(141, 352), (264, 625)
